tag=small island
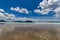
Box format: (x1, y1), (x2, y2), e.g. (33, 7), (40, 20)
(13, 20), (34, 23)
(0, 20), (6, 22)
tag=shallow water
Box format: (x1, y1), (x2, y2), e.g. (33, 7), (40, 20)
(0, 22), (60, 40)
(0, 22), (60, 30)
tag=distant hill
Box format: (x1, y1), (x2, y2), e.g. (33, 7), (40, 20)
(25, 20), (33, 23)
(14, 20), (34, 23)
(0, 20), (6, 22)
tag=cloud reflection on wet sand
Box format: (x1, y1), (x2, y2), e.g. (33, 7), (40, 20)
(0, 23), (60, 40)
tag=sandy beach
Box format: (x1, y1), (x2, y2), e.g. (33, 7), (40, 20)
(0, 23), (60, 40)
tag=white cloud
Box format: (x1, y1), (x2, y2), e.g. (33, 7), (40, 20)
(0, 13), (15, 19)
(54, 7), (60, 14)
(0, 13), (5, 18)
(34, 8), (52, 15)
(37, 0), (49, 9)
(34, 9), (41, 13)
(54, 14), (59, 18)
(0, 8), (15, 19)
(38, 0), (60, 9)
(4, 13), (15, 19)
(54, 7), (60, 17)
(35, 0), (60, 17)
(11, 7), (29, 14)
(11, 7), (20, 11)
(0, 8), (5, 12)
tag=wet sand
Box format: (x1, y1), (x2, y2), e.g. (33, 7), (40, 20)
(0, 23), (60, 40)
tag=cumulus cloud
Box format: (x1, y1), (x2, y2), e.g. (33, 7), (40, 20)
(38, 0), (60, 9)
(0, 13), (15, 19)
(11, 7), (29, 14)
(0, 8), (5, 12)
(0, 8), (15, 19)
(54, 7), (60, 14)
(54, 7), (60, 17)
(35, 0), (60, 17)
(0, 8), (35, 21)
(0, 13), (5, 18)
(34, 8), (52, 15)
(4, 13), (15, 19)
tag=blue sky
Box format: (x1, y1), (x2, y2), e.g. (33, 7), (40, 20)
(0, 0), (60, 21)
(0, 0), (43, 17)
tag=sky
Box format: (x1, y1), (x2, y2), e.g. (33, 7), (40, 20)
(0, 0), (60, 21)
